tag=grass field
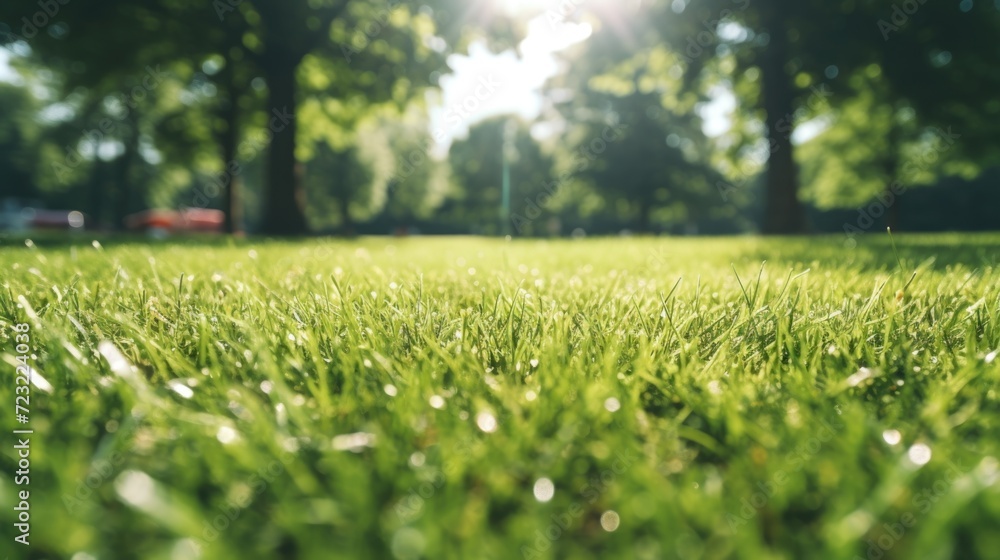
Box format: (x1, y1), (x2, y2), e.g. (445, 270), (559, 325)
(2, 234), (1000, 560)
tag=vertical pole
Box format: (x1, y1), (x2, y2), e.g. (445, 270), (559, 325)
(501, 119), (513, 236)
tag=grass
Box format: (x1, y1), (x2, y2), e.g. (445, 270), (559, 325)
(1, 233), (1000, 560)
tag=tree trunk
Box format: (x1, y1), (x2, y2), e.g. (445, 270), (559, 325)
(339, 195), (354, 236)
(112, 123), (139, 231)
(883, 117), (902, 232)
(88, 159), (107, 229)
(759, 5), (806, 235)
(637, 200), (652, 234)
(260, 57), (308, 235)
(885, 186), (900, 232)
(220, 74), (243, 235)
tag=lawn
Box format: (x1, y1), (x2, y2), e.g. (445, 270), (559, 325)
(2, 234), (1000, 560)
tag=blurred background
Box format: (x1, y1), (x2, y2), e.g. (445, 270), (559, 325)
(0, 0), (998, 238)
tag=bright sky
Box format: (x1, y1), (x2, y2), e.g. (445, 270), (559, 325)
(427, 14), (592, 153)
(0, 48), (20, 83)
(427, 6), (826, 153)
(426, 9), (746, 156)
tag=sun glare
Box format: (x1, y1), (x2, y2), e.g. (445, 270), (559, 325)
(499, 0), (551, 16)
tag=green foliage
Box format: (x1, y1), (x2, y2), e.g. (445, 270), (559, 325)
(448, 117), (554, 235)
(0, 82), (42, 198)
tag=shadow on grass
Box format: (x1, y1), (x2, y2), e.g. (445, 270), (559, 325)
(739, 233), (1000, 272)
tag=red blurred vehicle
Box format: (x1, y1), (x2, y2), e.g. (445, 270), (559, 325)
(125, 208), (223, 236)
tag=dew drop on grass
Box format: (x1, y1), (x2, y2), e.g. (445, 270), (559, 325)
(882, 429), (902, 445)
(260, 380), (274, 394)
(391, 527), (426, 560)
(907, 443), (932, 466)
(601, 510), (621, 532)
(533, 478), (555, 502)
(707, 380), (722, 395)
(978, 457), (999, 485)
(332, 432), (377, 452)
(986, 350), (998, 364)
(604, 397), (621, 412)
(409, 452), (425, 467)
(429, 395), (445, 409)
(115, 470), (156, 508)
(476, 411), (498, 433)
(281, 437), (299, 453)
(171, 538), (200, 560)
(99, 341), (137, 380)
(384, 384), (398, 397)
(168, 380), (194, 399)
(216, 426), (238, 445)
(846, 367), (874, 387)
(23, 366), (53, 393)
(525, 390), (537, 402)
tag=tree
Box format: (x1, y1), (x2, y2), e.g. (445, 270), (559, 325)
(544, 5), (723, 233)
(448, 117), (553, 235)
(0, 82), (41, 200)
(235, 0), (446, 234)
(793, 0), (1000, 233)
(0, 0), (258, 229)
